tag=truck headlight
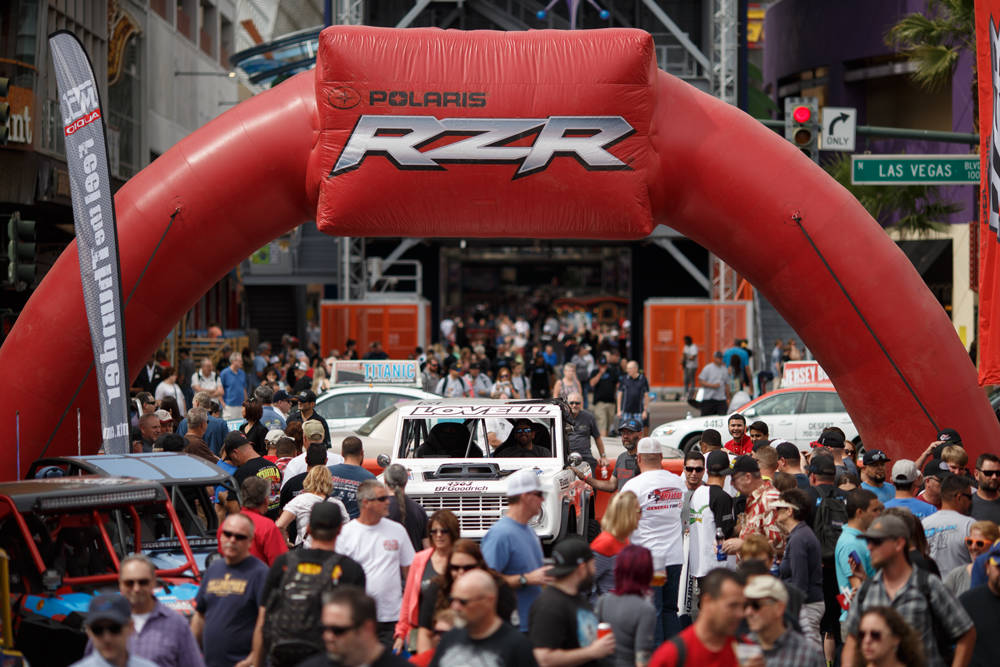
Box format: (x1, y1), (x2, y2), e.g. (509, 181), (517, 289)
(654, 426), (676, 436)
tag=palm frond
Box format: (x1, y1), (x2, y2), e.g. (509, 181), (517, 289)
(907, 44), (961, 90)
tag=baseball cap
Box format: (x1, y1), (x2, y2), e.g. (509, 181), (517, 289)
(743, 575), (788, 604)
(636, 437), (661, 455)
(774, 441), (800, 461)
(863, 449), (890, 466)
(155, 409), (172, 423)
(273, 389), (292, 402)
(769, 498), (797, 511)
(986, 541), (1000, 567)
(618, 416), (643, 432)
(891, 459), (919, 484)
(506, 469), (542, 497)
(731, 455), (759, 475)
(706, 450), (732, 475)
(303, 420), (325, 442)
(295, 361), (309, 371)
(923, 459), (950, 480)
(807, 454), (836, 476)
(860, 515), (910, 540)
(223, 431), (252, 457)
(546, 536), (594, 578)
(813, 430), (845, 449)
(937, 428), (962, 446)
(264, 429), (286, 445)
(297, 389), (317, 403)
(699, 429), (722, 448)
(310, 501), (343, 531)
(85, 594), (131, 627)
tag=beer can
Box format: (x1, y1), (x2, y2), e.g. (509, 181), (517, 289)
(597, 622), (613, 639)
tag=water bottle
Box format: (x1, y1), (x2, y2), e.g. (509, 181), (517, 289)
(715, 527), (727, 562)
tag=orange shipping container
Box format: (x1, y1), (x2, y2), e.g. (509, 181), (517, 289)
(321, 299), (431, 361)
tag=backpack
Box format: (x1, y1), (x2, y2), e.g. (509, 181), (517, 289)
(263, 550), (345, 667)
(811, 485), (847, 560)
(854, 567), (953, 664)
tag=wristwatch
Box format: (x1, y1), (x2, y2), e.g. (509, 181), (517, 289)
(519, 574), (528, 588)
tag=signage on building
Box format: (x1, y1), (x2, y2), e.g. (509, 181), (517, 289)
(851, 154), (980, 185)
(4, 86), (35, 147)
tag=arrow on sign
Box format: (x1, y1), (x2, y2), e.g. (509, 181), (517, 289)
(829, 112), (849, 135)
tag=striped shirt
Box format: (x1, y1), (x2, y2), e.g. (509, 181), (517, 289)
(752, 628), (825, 667)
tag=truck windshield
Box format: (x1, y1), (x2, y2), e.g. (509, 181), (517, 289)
(398, 416), (556, 458)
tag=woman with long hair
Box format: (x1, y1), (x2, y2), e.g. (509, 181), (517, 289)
(596, 544), (656, 667)
(158, 396), (183, 432)
(284, 421), (304, 458)
(154, 366), (187, 415)
(395, 510), (459, 654)
(552, 363), (583, 402)
(384, 463), (429, 552)
(239, 398), (268, 456)
(273, 466), (347, 547)
(853, 607), (925, 667)
(415, 539), (516, 652)
(590, 491), (640, 596)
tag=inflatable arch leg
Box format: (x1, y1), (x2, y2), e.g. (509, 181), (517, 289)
(0, 29), (994, 480)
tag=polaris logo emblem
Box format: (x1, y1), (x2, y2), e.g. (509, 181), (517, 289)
(330, 115), (634, 178)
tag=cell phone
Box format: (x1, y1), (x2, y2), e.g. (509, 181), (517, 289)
(848, 551), (861, 568)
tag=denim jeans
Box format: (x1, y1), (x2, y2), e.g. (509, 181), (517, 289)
(651, 563), (684, 643)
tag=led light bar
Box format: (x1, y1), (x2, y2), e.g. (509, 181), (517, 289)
(37, 488), (160, 511)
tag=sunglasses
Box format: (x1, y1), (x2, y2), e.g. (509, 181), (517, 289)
(965, 538), (989, 549)
(859, 630), (884, 642)
(89, 623), (123, 637)
(368, 495), (391, 503)
(515, 427), (533, 434)
(568, 401), (582, 405)
(121, 578), (151, 588)
(449, 595), (486, 607)
(222, 530), (250, 541)
(322, 623), (358, 636)
(449, 563), (478, 572)
(744, 599), (773, 611)
(429, 529), (449, 536)
(685, 466), (705, 473)
(864, 537), (886, 547)
(979, 469), (1000, 477)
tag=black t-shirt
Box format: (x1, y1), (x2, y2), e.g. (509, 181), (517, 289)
(299, 647), (411, 667)
(241, 420), (268, 456)
(528, 586), (601, 667)
(709, 484), (737, 538)
(388, 495), (428, 552)
(618, 374), (649, 412)
(279, 472), (306, 510)
(495, 444), (552, 458)
(286, 411), (331, 445)
(529, 363), (553, 398)
(261, 548), (367, 604)
(430, 622), (539, 667)
(566, 410), (600, 458)
(959, 585), (1000, 667)
(590, 365), (620, 403)
(234, 457), (282, 519)
(419, 578), (517, 629)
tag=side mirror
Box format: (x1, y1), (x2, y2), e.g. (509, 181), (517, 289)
(376, 453), (390, 469)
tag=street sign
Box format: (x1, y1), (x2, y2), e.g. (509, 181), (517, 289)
(821, 107), (856, 151)
(851, 154), (980, 185)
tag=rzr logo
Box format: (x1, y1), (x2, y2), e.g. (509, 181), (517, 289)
(330, 115), (634, 179)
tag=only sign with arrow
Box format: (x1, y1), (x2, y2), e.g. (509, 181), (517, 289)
(822, 106), (856, 152)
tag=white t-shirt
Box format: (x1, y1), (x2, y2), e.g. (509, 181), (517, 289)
(191, 370), (220, 393)
(336, 518), (416, 621)
(683, 343), (699, 370)
(282, 493), (349, 547)
(154, 381), (186, 414)
(620, 470), (686, 569)
(132, 611), (152, 634)
(280, 450), (346, 489)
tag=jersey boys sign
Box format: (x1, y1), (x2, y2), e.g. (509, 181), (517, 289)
(315, 26), (656, 240)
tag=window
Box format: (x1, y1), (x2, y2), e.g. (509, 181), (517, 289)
(375, 393), (418, 413)
(398, 418), (555, 459)
(804, 392), (845, 414)
(750, 392), (802, 416)
(315, 393), (371, 420)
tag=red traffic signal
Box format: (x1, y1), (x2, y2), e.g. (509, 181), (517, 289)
(792, 105), (812, 124)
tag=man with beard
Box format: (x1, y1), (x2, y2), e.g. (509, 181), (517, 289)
(298, 587), (410, 667)
(724, 413), (752, 456)
(495, 419), (552, 458)
(971, 453), (1000, 524)
(528, 537), (616, 667)
(572, 417), (643, 492)
(859, 450), (895, 504)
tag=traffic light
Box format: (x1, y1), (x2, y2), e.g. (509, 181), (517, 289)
(0, 76), (9, 146)
(784, 96), (819, 162)
(7, 212), (36, 289)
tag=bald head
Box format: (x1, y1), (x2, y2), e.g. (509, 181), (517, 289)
(453, 568), (497, 599)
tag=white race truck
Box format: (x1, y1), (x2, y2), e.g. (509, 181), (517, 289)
(376, 399), (591, 549)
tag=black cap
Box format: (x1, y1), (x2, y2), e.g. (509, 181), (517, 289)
(310, 502), (343, 531)
(85, 594), (131, 627)
(936, 428), (962, 446)
(863, 449), (890, 466)
(700, 429), (722, 447)
(808, 454), (836, 476)
(816, 430), (845, 448)
(296, 389), (317, 403)
(706, 450), (732, 475)
(223, 431), (252, 457)
(731, 455), (759, 475)
(546, 536), (593, 578)
(923, 459), (950, 480)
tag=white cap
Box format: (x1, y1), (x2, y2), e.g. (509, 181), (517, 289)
(636, 437), (661, 455)
(892, 459), (919, 484)
(506, 468), (542, 497)
(264, 429), (286, 445)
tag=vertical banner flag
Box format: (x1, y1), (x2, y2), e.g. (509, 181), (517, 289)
(49, 31), (130, 453)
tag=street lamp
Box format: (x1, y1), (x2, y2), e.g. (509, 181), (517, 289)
(174, 70), (237, 78)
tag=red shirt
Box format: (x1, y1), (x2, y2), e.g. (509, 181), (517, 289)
(724, 435), (753, 456)
(590, 530), (628, 558)
(216, 508), (288, 566)
(650, 626), (739, 667)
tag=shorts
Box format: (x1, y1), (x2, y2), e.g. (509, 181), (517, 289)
(621, 411), (649, 427)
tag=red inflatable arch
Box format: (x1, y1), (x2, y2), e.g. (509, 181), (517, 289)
(0, 27), (994, 479)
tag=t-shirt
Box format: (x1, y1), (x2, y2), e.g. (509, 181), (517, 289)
(430, 622), (539, 667)
(683, 344), (699, 370)
(481, 515), (544, 631)
(388, 495), (428, 552)
(299, 648), (411, 667)
(779, 521), (824, 603)
(697, 363), (728, 401)
(528, 586), (601, 667)
(723, 435), (752, 456)
(959, 585), (1000, 667)
(215, 510), (288, 566)
(687, 484), (736, 577)
(618, 374), (649, 413)
(281, 494), (348, 547)
(234, 457), (282, 519)
(613, 451), (640, 490)
(834, 525), (875, 621)
(260, 405), (286, 431)
(860, 481), (896, 504)
(194, 556), (269, 667)
(566, 409), (601, 459)
(885, 496), (937, 520)
(620, 470), (686, 569)
(590, 365), (620, 403)
(279, 472), (306, 509)
(219, 366), (247, 407)
(971, 494), (1000, 524)
(336, 518), (415, 622)
(327, 463), (376, 519)
(261, 548), (367, 605)
(922, 509), (975, 573)
(649, 624), (739, 667)
(595, 593), (656, 667)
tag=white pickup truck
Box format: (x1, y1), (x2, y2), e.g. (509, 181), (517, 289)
(376, 399), (591, 548)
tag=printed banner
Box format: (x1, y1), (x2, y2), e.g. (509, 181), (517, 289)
(49, 31), (130, 452)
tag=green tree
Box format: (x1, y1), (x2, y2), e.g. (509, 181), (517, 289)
(885, 0), (974, 93)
